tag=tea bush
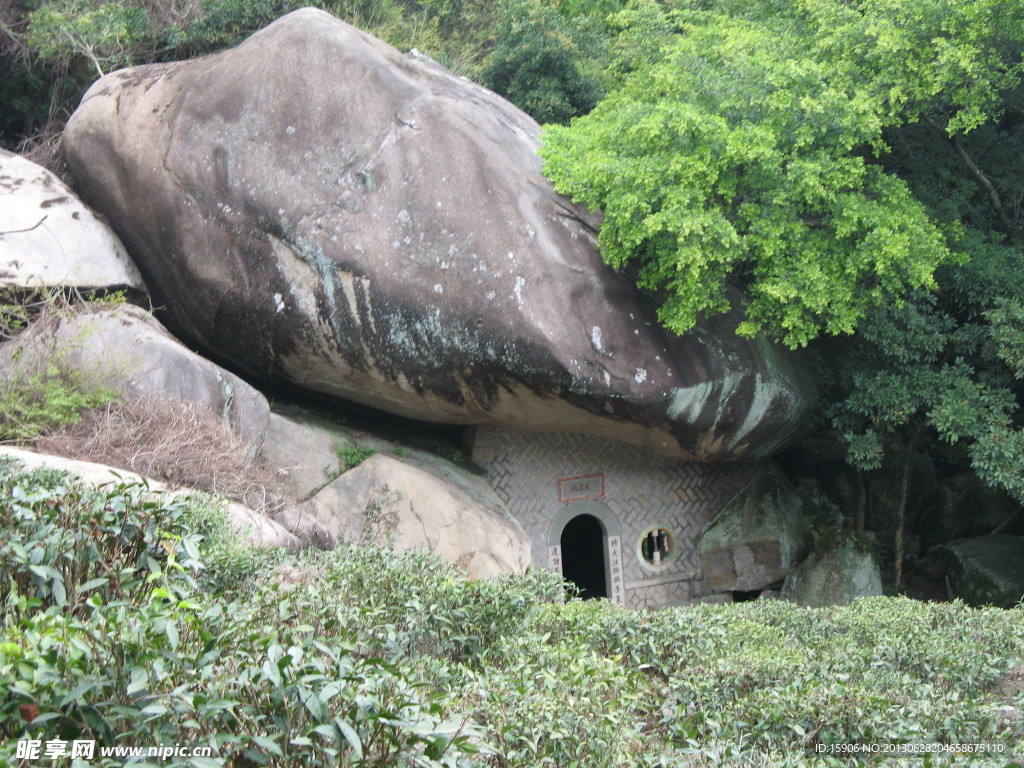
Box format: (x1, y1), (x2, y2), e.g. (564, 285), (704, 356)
(2, 460), (1022, 766)
(0, 464), (484, 767)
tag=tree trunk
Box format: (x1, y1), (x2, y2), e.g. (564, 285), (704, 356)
(923, 114), (1015, 235)
(855, 469), (866, 533)
(894, 448), (910, 593)
(893, 424), (925, 593)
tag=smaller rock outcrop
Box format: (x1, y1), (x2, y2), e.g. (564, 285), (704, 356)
(0, 303), (269, 450)
(699, 464), (811, 592)
(936, 535), (1024, 608)
(781, 532), (883, 606)
(259, 411), (376, 501)
(0, 150), (146, 295)
(922, 474), (1024, 547)
(303, 453), (531, 577)
(0, 445), (300, 550)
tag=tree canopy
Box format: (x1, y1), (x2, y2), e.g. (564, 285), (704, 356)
(540, 0), (1024, 348)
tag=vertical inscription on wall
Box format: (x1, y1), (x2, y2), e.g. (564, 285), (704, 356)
(549, 544), (563, 574)
(548, 544), (565, 604)
(607, 535), (625, 604)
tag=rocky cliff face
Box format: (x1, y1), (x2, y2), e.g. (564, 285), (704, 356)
(63, 7), (813, 460)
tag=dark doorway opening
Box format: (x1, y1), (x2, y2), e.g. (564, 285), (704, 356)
(560, 514), (607, 600)
(731, 589), (762, 603)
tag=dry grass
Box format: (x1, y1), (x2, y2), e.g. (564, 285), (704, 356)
(16, 120), (66, 178)
(2, 292), (315, 541)
(37, 394), (292, 519)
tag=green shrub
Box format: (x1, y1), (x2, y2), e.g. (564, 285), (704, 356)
(337, 444), (377, 471)
(291, 543), (563, 665)
(483, 0), (603, 124)
(0, 467), (200, 609)
(1, 462), (1021, 767)
(0, 361), (116, 441)
(24, 0), (155, 73)
(0, 465), (483, 767)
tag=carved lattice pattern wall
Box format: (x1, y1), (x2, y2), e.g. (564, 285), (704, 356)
(471, 427), (757, 609)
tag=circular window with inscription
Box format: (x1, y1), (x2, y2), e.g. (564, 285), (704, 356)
(638, 526), (677, 568)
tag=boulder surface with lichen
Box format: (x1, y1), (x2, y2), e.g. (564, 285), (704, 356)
(64, 8), (813, 460)
(698, 464), (811, 592)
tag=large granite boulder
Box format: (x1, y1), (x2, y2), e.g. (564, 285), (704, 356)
(0, 150), (146, 295)
(781, 531), (883, 607)
(63, 8), (813, 461)
(303, 453), (531, 578)
(936, 535), (1024, 608)
(698, 463), (811, 591)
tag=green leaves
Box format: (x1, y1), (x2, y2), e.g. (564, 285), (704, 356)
(2, 460), (1022, 767)
(0, 463), (489, 767)
(25, 0), (154, 71)
(483, 0), (604, 125)
(0, 291), (121, 442)
(539, 0), (1024, 346)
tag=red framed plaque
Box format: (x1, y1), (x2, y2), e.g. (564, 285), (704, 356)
(558, 473), (605, 503)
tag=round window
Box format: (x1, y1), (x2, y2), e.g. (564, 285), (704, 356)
(638, 526), (676, 568)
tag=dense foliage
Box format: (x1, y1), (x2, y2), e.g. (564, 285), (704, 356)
(535, 0), (1024, 588)
(482, 0), (606, 125)
(2, 464), (1022, 766)
(540, 0), (1023, 348)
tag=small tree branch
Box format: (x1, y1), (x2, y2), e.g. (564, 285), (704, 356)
(923, 114), (1015, 235)
(991, 507), (1021, 536)
(951, 135), (1015, 234)
(63, 31), (105, 79)
(854, 468), (866, 533)
(0, 21), (25, 52)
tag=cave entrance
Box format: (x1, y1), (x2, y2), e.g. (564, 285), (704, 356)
(560, 513), (607, 600)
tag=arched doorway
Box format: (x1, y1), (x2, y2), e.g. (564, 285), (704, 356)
(560, 514), (607, 599)
(548, 500), (624, 603)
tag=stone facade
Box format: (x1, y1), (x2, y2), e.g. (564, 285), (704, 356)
(470, 427), (757, 609)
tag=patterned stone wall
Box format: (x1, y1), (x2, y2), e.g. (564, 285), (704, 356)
(470, 427), (758, 609)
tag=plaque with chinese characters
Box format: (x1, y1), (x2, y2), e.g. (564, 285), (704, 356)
(557, 473), (605, 503)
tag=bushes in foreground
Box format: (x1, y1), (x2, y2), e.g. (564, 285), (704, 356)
(1, 462), (1022, 766)
(0, 464), (486, 767)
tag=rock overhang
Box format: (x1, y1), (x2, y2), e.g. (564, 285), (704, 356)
(63, 7), (815, 461)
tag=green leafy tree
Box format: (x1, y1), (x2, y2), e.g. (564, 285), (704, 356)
(540, 0), (1024, 347)
(828, 105), (1024, 588)
(541, 0), (1024, 587)
(23, 0), (154, 76)
(483, 0), (604, 125)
